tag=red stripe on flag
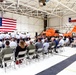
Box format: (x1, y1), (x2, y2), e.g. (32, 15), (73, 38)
(2, 22), (16, 25)
(0, 17), (16, 32)
(3, 17), (16, 21)
(0, 27), (16, 30)
(2, 20), (16, 23)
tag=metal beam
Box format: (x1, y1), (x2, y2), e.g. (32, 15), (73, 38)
(0, 3), (4, 10)
(5, 0), (61, 18)
(52, 0), (76, 14)
(20, 1), (61, 18)
(5, 3), (15, 10)
(52, 3), (59, 13)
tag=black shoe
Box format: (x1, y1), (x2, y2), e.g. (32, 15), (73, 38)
(55, 51), (58, 53)
(5, 63), (7, 67)
(32, 56), (36, 59)
(44, 53), (47, 55)
(26, 56), (30, 59)
(1, 65), (3, 68)
(36, 55), (39, 58)
(0, 65), (3, 68)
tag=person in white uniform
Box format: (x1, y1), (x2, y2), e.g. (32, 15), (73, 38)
(10, 38), (17, 49)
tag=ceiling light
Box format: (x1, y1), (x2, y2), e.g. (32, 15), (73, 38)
(0, 0), (4, 2)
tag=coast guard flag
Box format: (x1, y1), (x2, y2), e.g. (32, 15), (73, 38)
(0, 17), (16, 32)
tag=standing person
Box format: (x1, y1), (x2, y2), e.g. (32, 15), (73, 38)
(16, 33), (20, 44)
(26, 32), (30, 41)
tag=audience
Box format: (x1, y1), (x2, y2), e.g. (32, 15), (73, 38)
(0, 31), (75, 68)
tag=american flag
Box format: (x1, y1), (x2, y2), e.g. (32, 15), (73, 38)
(0, 17), (16, 32)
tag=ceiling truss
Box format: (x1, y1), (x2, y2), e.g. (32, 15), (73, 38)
(0, 0), (76, 19)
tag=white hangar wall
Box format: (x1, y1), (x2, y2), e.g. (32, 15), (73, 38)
(1, 12), (44, 37)
(62, 14), (76, 33)
(48, 17), (62, 30)
(48, 14), (76, 33)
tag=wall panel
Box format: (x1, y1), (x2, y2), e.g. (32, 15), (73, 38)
(0, 12), (44, 37)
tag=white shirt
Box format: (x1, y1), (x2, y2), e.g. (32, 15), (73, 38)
(16, 34), (20, 39)
(10, 41), (17, 48)
(26, 40), (30, 45)
(0, 34), (2, 39)
(1, 33), (5, 39)
(5, 34), (10, 39)
(21, 34), (26, 39)
(26, 33), (30, 38)
(41, 39), (45, 44)
(59, 39), (65, 46)
(65, 38), (69, 43)
(11, 32), (16, 38)
(43, 42), (49, 53)
(0, 41), (2, 47)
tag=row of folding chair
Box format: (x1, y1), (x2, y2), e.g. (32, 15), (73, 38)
(2, 46), (65, 72)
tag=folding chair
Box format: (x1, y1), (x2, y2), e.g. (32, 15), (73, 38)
(16, 50), (27, 67)
(36, 48), (43, 60)
(2, 53), (15, 72)
(27, 49), (36, 63)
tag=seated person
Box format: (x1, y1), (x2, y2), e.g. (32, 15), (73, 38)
(10, 38), (17, 49)
(27, 41), (36, 59)
(2, 39), (5, 48)
(64, 37), (70, 46)
(49, 37), (58, 53)
(0, 41), (2, 49)
(35, 38), (43, 52)
(0, 52), (2, 68)
(71, 39), (76, 47)
(35, 38), (43, 58)
(15, 40), (27, 61)
(43, 40), (49, 54)
(58, 36), (65, 47)
(27, 41), (35, 52)
(1, 41), (13, 67)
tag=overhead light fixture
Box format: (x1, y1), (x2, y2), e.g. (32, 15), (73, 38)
(0, 0), (4, 2)
(39, 0), (46, 6)
(39, 0), (49, 6)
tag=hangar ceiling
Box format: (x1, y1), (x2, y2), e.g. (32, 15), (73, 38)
(0, 0), (76, 18)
